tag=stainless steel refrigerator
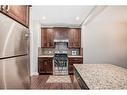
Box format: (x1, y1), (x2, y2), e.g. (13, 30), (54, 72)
(0, 13), (30, 89)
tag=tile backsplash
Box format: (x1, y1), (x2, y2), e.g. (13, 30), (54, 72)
(38, 42), (81, 56)
(38, 47), (80, 56)
(68, 49), (80, 55)
(38, 48), (55, 55)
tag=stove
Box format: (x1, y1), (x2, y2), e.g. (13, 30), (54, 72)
(53, 53), (68, 75)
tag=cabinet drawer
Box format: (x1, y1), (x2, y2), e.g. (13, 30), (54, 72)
(68, 57), (83, 74)
(69, 58), (83, 64)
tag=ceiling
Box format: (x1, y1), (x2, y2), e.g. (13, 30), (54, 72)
(32, 6), (95, 27)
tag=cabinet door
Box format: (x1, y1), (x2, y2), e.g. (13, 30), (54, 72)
(41, 28), (54, 48)
(68, 28), (81, 48)
(38, 58), (46, 73)
(38, 57), (53, 74)
(2, 5), (29, 27)
(74, 29), (81, 47)
(47, 29), (54, 47)
(41, 29), (47, 47)
(54, 28), (68, 40)
(46, 58), (53, 74)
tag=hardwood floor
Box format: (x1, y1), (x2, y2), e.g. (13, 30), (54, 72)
(30, 75), (81, 89)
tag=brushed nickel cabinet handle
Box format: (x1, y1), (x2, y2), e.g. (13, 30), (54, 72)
(1, 5), (6, 10)
(6, 5), (10, 12)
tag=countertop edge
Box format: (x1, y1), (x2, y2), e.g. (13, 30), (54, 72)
(38, 55), (83, 58)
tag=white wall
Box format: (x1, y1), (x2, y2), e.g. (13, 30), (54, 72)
(30, 7), (41, 76)
(81, 6), (127, 68)
(81, 25), (86, 63)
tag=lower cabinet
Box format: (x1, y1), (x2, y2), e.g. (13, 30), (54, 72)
(38, 57), (83, 75)
(68, 57), (83, 74)
(38, 57), (53, 74)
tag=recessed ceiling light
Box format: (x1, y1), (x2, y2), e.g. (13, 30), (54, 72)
(76, 16), (80, 21)
(42, 16), (46, 20)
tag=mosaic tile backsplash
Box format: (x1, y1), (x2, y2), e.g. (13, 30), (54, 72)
(38, 42), (82, 56)
(38, 47), (80, 56)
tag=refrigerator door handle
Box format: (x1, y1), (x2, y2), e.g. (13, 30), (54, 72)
(25, 33), (29, 38)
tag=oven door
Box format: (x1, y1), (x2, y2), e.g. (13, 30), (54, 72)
(53, 54), (68, 75)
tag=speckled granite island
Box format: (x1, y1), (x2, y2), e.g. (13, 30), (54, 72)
(74, 64), (127, 89)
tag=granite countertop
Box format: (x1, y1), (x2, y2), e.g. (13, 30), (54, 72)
(38, 55), (83, 58)
(74, 64), (127, 89)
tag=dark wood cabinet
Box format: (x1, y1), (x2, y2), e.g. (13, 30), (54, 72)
(68, 28), (81, 48)
(54, 28), (68, 40)
(41, 28), (55, 48)
(68, 57), (83, 74)
(38, 57), (83, 75)
(41, 27), (81, 48)
(0, 5), (29, 27)
(38, 57), (53, 74)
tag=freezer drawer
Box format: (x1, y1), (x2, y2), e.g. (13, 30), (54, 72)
(0, 13), (29, 58)
(0, 55), (30, 89)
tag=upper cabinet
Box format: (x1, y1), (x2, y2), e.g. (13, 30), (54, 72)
(54, 28), (68, 40)
(68, 28), (81, 48)
(0, 5), (29, 27)
(41, 27), (81, 48)
(41, 28), (55, 48)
